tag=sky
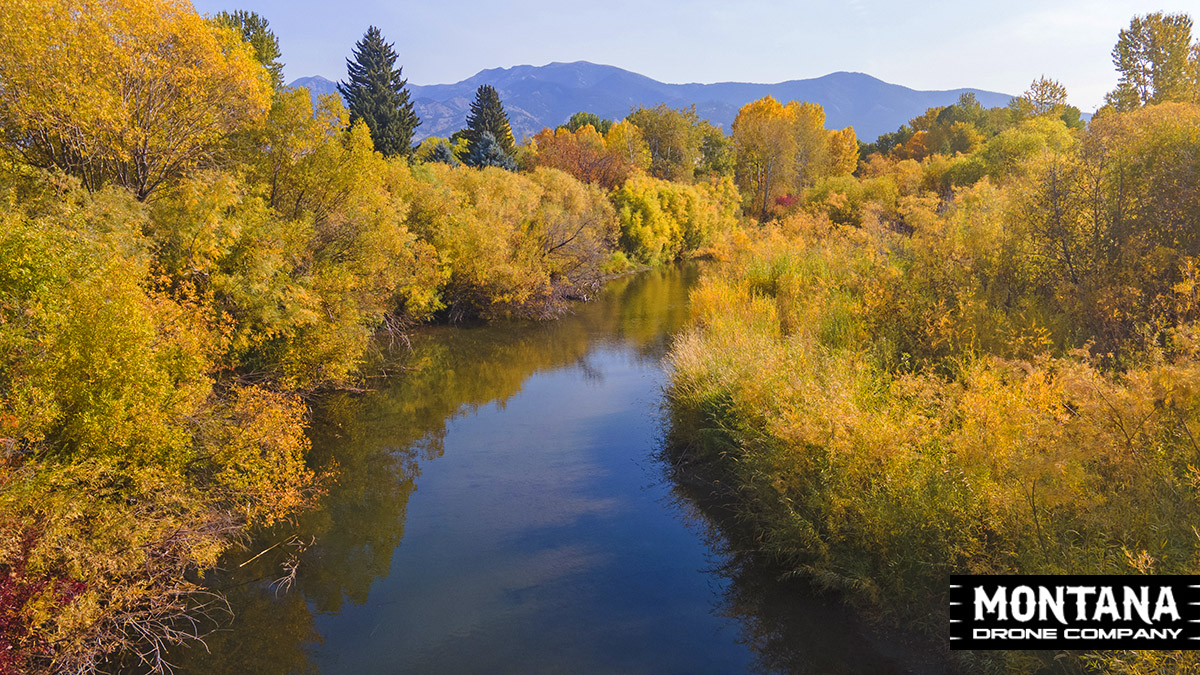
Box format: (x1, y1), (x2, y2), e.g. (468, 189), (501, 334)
(191, 0), (1200, 112)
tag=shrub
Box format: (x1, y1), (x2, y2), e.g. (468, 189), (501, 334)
(610, 174), (740, 264)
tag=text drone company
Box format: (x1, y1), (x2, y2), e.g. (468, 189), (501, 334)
(971, 627), (1183, 641)
(950, 575), (1200, 650)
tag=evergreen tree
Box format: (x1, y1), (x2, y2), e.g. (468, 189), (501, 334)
(213, 11), (285, 89)
(463, 85), (515, 156)
(428, 140), (460, 167)
(463, 132), (516, 171)
(338, 26), (419, 157)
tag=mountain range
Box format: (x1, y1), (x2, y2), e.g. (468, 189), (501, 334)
(290, 61), (1016, 144)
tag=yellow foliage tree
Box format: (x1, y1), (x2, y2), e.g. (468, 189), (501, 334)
(826, 126), (859, 176)
(734, 97), (859, 220)
(605, 120), (652, 173)
(0, 0), (271, 199)
(789, 101), (829, 186)
(732, 96), (798, 220)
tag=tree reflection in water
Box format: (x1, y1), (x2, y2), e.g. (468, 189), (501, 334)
(172, 263), (941, 674)
(171, 266), (697, 673)
(665, 476), (953, 675)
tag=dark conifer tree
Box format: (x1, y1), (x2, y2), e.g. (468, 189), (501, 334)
(338, 26), (419, 158)
(462, 85), (515, 156)
(214, 11), (285, 89)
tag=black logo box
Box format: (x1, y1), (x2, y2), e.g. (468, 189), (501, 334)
(950, 575), (1200, 650)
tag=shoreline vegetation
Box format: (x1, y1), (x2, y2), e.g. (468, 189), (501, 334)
(0, 0), (1197, 673)
(665, 15), (1200, 675)
(0, 1), (744, 672)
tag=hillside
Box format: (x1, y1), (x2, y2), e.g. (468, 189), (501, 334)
(290, 61), (1015, 143)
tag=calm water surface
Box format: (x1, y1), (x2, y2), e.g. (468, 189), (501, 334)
(175, 265), (931, 674)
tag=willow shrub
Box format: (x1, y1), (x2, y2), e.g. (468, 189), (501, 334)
(156, 88), (447, 390)
(611, 174), (739, 264)
(0, 176), (318, 674)
(668, 214), (1200, 671)
(401, 163), (617, 320)
(802, 173), (901, 227)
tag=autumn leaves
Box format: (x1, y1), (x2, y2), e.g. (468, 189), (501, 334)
(0, 0), (271, 200)
(731, 97), (857, 220)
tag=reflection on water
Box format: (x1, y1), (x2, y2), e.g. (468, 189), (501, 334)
(173, 265), (940, 674)
(668, 482), (952, 675)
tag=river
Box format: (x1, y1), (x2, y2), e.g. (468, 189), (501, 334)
(173, 265), (936, 674)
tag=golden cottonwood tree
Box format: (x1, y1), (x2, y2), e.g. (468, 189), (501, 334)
(1106, 12), (1197, 110)
(733, 97), (859, 219)
(732, 96), (797, 220)
(1019, 76), (1070, 117)
(790, 101), (829, 186)
(626, 104), (703, 182)
(0, 0), (271, 200)
(604, 120), (652, 173)
(826, 126), (859, 176)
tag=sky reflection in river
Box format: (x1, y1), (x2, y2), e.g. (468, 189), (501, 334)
(173, 265), (923, 674)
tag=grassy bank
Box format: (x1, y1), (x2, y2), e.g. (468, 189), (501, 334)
(666, 102), (1200, 674)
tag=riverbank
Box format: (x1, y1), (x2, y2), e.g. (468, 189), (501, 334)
(663, 444), (957, 675)
(665, 144), (1200, 673)
(0, 152), (738, 675)
(155, 264), (959, 673)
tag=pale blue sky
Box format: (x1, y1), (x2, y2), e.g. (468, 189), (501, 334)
(192, 0), (1200, 112)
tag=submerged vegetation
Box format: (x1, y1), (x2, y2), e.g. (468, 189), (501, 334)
(667, 11), (1200, 674)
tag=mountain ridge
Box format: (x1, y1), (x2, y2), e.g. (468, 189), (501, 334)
(289, 61), (1016, 143)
